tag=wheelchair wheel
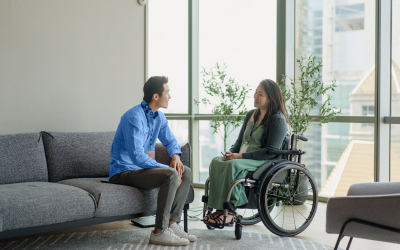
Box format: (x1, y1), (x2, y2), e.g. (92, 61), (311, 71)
(258, 163), (318, 237)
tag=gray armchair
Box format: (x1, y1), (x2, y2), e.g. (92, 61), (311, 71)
(326, 182), (400, 250)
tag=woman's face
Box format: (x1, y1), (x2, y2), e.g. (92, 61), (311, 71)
(254, 85), (270, 110)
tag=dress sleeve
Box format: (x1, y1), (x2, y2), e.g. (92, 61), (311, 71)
(242, 115), (288, 160)
(123, 117), (169, 169)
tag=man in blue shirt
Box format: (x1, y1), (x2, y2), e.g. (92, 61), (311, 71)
(109, 76), (196, 246)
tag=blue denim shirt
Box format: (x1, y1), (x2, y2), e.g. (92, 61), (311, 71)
(109, 100), (182, 179)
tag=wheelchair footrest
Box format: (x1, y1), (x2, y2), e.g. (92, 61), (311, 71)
(202, 195), (208, 203)
(223, 202), (236, 213)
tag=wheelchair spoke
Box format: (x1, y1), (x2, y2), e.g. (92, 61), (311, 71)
(294, 188), (313, 196)
(268, 193), (286, 199)
(291, 204), (296, 229)
(294, 199), (313, 206)
(276, 186), (286, 197)
(291, 203), (307, 220)
(282, 203), (287, 228)
(268, 200), (281, 208)
(273, 203), (287, 220)
(293, 173), (307, 195)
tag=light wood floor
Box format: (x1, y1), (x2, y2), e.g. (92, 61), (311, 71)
(1, 188), (399, 250)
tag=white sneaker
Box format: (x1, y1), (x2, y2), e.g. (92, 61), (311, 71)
(169, 222), (197, 242)
(149, 228), (190, 246)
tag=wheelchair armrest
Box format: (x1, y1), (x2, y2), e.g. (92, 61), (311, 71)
(268, 149), (306, 155)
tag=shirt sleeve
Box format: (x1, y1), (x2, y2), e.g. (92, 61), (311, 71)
(158, 115), (182, 158)
(123, 117), (168, 169)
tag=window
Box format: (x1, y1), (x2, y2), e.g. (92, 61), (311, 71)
(298, 122), (374, 196)
(296, 0), (375, 196)
(391, 0), (400, 182)
(362, 106), (374, 126)
(148, 0), (188, 114)
(335, 4), (365, 32)
(198, 0), (277, 114)
(198, 0), (277, 182)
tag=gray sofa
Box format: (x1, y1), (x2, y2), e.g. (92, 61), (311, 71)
(0, 131), (194, 240)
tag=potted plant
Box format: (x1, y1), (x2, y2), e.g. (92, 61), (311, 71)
(280, 54), (341, 147)
(194, 62), (251, 152)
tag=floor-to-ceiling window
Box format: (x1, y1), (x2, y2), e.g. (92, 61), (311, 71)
(148, 0), (189, 145)
(295, 0), (376, 196)
(197, 0), (277, 183)
(391, 0), (400, 182)
(148, 0), (396, 192)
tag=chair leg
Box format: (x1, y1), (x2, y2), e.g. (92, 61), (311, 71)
(346, 237), (353, 250)
(183, 203), (189, 233)
(334, 234), (344, 250)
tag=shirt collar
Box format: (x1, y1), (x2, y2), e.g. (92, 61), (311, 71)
(141, 100), (159, 119)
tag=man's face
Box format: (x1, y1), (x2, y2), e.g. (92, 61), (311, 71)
(155, 83), (171, 109)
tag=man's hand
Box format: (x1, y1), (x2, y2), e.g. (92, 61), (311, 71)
(170, 154), (184, 177)
(224, 152), (243, 161)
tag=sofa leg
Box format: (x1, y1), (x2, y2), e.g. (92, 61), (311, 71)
(346, 237), (353, 250)
(183, 203), (189, 233)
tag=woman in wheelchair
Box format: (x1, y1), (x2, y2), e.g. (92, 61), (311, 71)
(202, 79), (289, 228)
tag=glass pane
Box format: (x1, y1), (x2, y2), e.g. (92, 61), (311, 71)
(391, 1), (400, 182)
(148, 0), (188, 114)
(199, 120), (241, 183)
(295, 0), (375, 116)
(198, 0), (277, 114)
(391, 124), (400, 182)
(298, 122), (374, 196)
(393, 1), (400, 117)
(157, 120), (188, 146)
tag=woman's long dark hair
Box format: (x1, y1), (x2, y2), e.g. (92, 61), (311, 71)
(254, 79), (289, 126)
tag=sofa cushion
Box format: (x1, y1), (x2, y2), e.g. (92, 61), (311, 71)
(58, 178), (158, 217)
(0, 182), (96, 232)
(0, 133), (48, 184)
(58, 178), (195, 217)
(41, 131), (115, 182)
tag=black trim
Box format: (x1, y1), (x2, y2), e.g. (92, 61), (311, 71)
(0, 212), (155, 241)
(334, 218), (400, 250)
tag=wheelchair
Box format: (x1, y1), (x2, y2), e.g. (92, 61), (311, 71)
(202, 134), (318, 239)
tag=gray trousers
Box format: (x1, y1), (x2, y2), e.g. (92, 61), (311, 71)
(110, 166), (191, 230)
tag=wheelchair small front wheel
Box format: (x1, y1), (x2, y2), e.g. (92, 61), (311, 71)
(235, 216), (243, 240)
(258, 163), (318, 237)
(206, 224), (215, 230)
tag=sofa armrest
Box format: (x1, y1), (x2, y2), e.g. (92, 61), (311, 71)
(326, 194), (400, 234)
(155, 143), (191, 169)
(347, 182), (400, 196)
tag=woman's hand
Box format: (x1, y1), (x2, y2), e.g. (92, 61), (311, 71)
(224, 152), (243, 161)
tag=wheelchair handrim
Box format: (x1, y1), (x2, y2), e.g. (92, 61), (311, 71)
(258, 163), (318, 236)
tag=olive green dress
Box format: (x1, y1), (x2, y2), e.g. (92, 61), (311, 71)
(207, 121), (271, 210)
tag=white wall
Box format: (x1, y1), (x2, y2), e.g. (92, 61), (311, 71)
(0, 0), (146, 134)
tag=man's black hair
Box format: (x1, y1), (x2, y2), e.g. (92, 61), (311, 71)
(143, 76), (168, 103)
